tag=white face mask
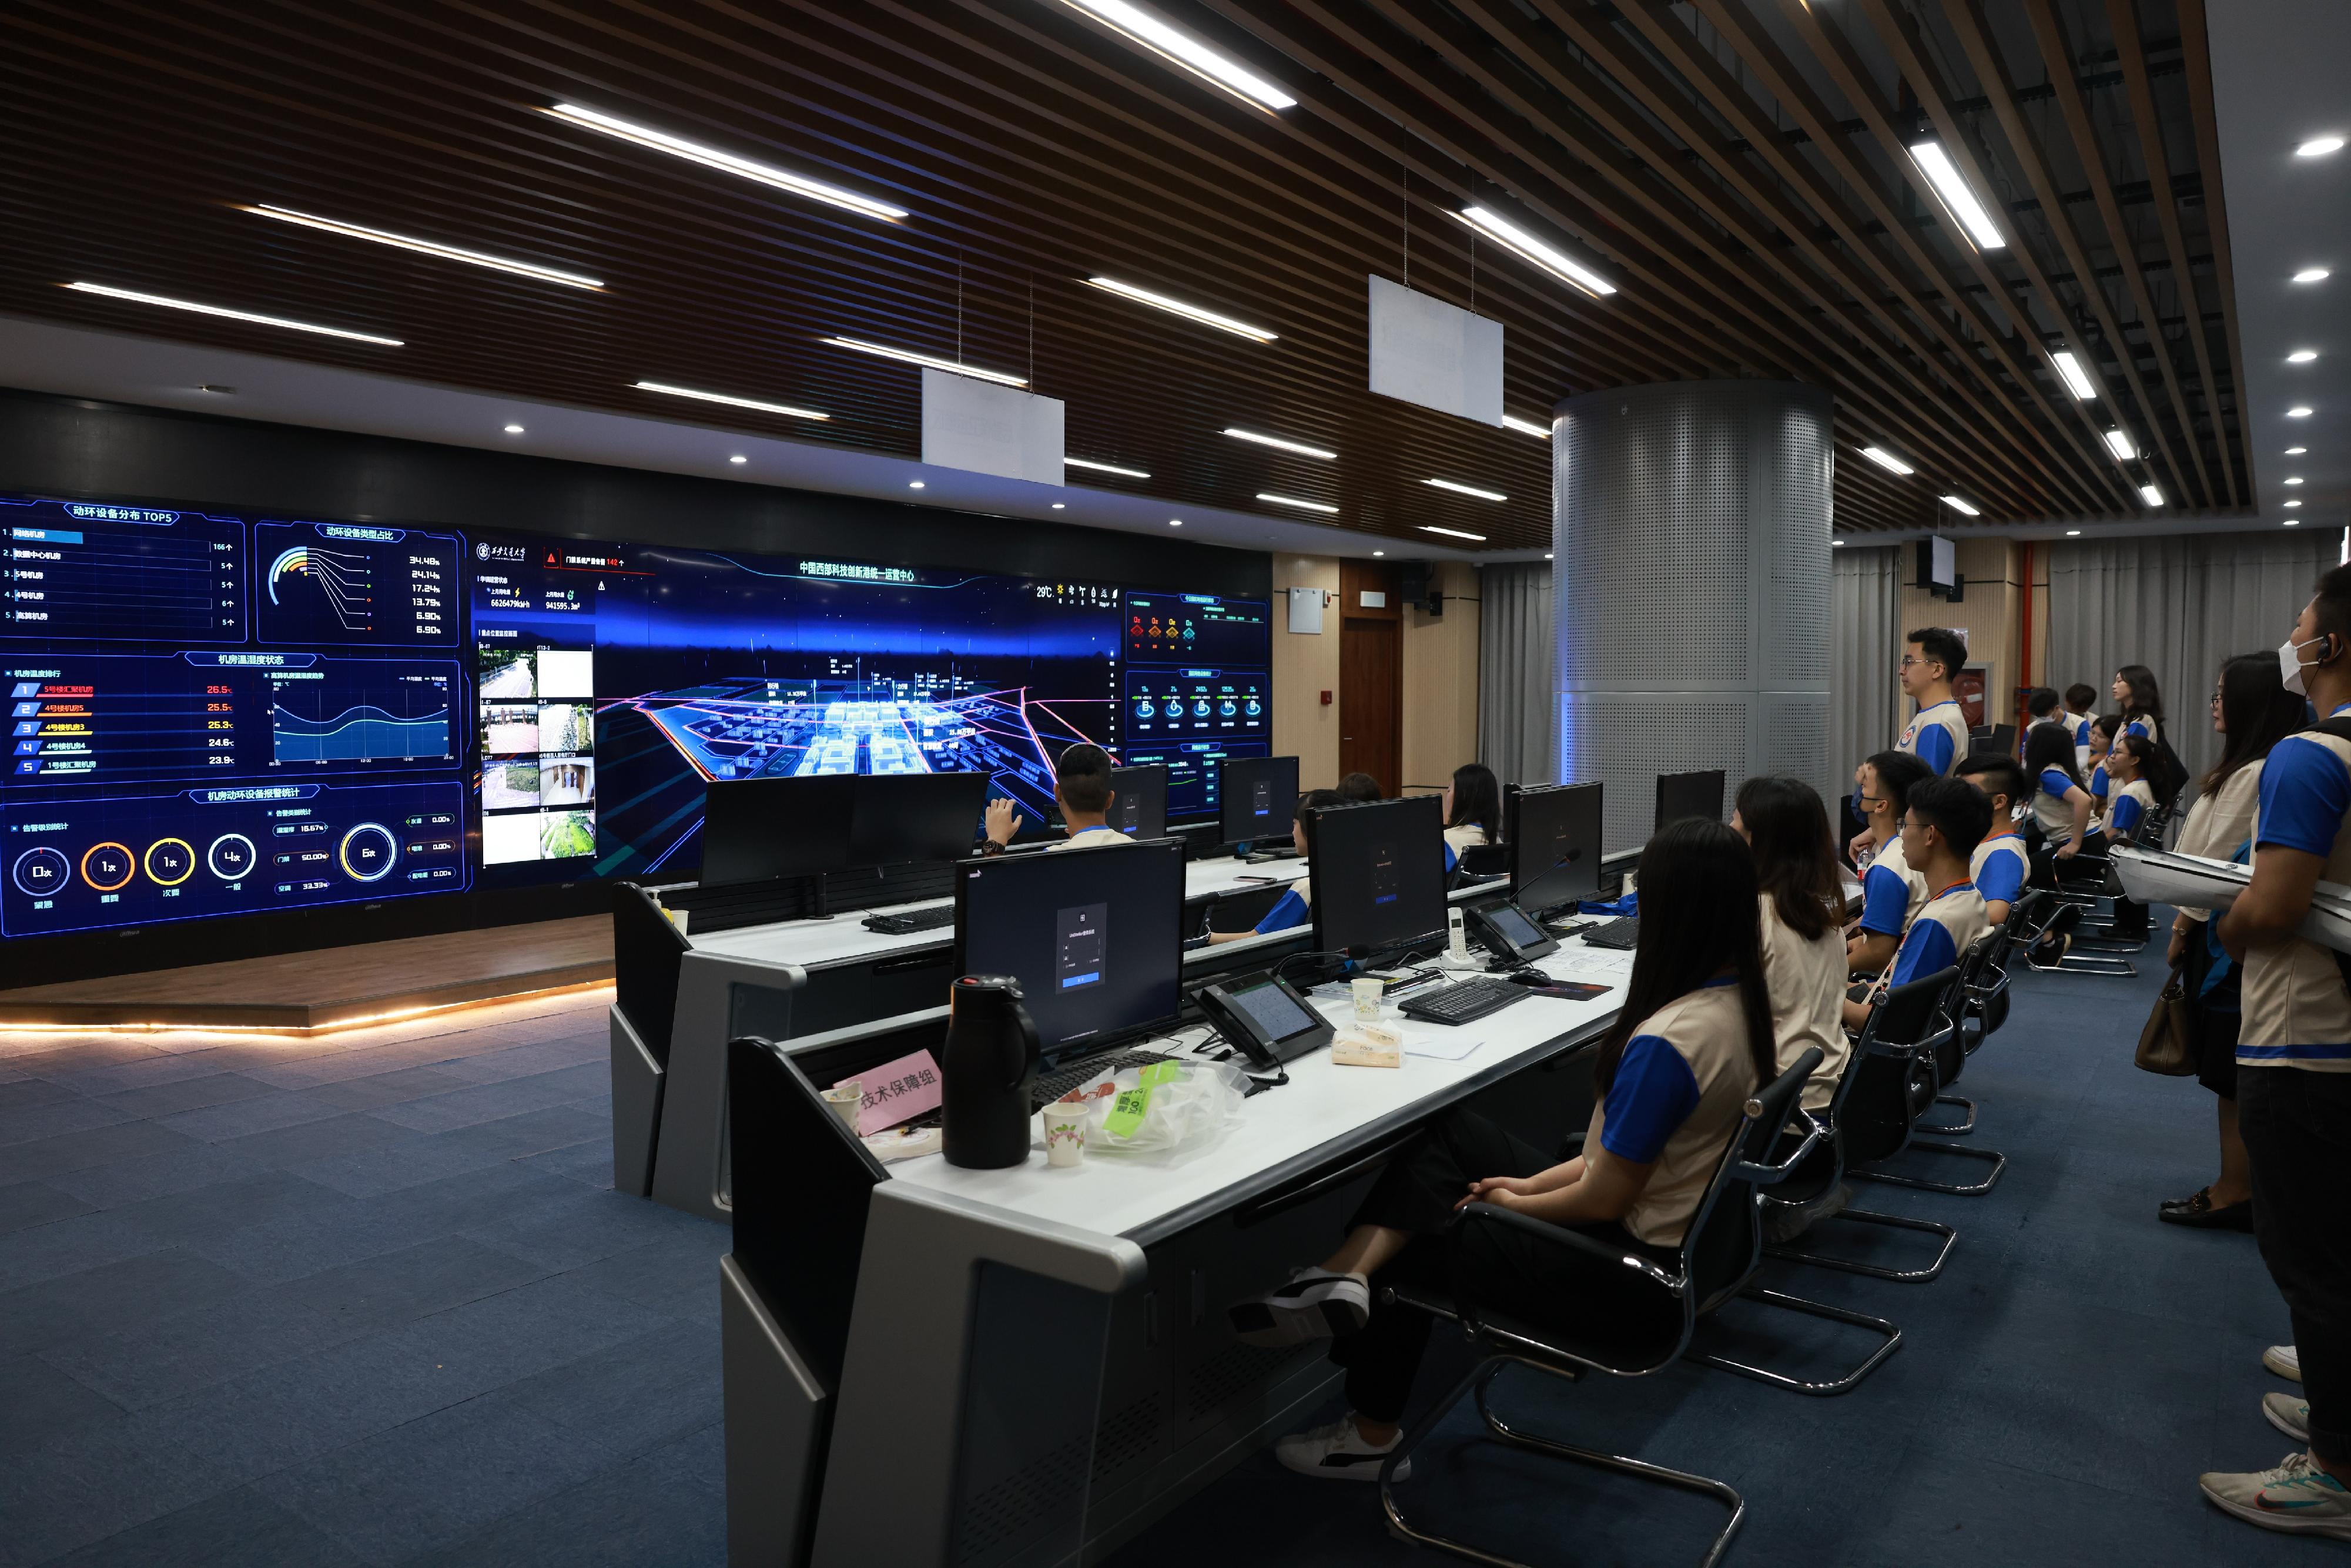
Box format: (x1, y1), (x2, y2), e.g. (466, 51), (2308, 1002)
(2281, 634), (2329, 697)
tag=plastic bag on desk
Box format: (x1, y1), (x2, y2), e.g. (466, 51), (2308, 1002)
(1060, 1058), (1252, 1164)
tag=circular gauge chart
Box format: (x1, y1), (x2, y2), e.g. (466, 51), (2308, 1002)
(206, 833), (258, 882)
(143, 838), (196, 887)
(338, 823), (398, 882)
(81, 842), (135, 893)
(13, 847), (70, 899)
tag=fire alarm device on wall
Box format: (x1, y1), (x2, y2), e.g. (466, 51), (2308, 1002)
(1320, 690), (1332, 705)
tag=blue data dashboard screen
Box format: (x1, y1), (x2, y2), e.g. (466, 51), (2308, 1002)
(1, 491), (1268, 939)
(2, 497), (467, 937)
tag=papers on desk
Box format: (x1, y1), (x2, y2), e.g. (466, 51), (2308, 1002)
(1403, 1033), (1482, 1063)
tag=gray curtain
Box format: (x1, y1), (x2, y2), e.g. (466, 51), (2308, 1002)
(1478, 562), (1555, 786)
(1833, 546), (1904, 790)
(2046, 531), (2336, 781)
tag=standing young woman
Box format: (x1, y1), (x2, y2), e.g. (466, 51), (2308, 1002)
(2085, 714), (2120, 809)
(1227, 820), (1777, 1480)
(1732, 776), (1847, 1113)
(1440, 762), (1502, 870)
(2161, 654), (2311, 1229)
(2114, 664), (2167, 748)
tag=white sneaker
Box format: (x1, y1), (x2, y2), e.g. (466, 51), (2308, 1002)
(2199, 1452), (2351, 1540)
(1275, 1416), (1411, 1482)
(1226, 1268), (1371, 1347)
(2264, 1343), (2302, 1383)
(2263, 1393), (2312, 1443)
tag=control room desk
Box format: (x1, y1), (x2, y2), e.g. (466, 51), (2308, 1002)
(641, 856), (1313, 1221)
(726, 931), (1643, 1568)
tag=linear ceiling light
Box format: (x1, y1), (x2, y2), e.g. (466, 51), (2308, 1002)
(1906, 140), (2007, 251)
(62, 281), (401, 345)
(1055, 1), (1296, 112)
(2139, 484), (2166, 507)
(2295, 267), (2332, 284)
(2286, 477), (2306, 485)
(2289, 350), (2320, 363)
(2288, 446), (2309, 455)
(1420, 524), (1486, 541)
(2102, 430), (2136, 461)
(1857, 445), (1914, 475)
(1455, 207), (1617, 298)
(1084, 277), (1274, 341)
(632, 380), (828, 421)
(821, 336), (1026, 387)
(1940, 495), (1981, 517)
(1500, 414), (1553, 438)
(1223, 426), (1335, 459)
(2050, 350), (2098, 400)
(242, 205), (604, 290)
(2285, 500), (2304, 509)
(2297, 135), (2347, 158)
(1256, 492), (1338, 514)
(544, 103), (907, 221)
(2289, 406), (2315, 417)
(1064, 457), (1151, 478)
(1423, 477), (1507, 502)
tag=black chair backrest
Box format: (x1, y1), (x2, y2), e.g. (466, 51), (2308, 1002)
(1840, 966), (1958, 1165)
(727, 1036), (886, 1395)
(1682, 1046), (1822, 1315)
(1457, 842), (1510, 877)
(1934, 939), (1996, 1083)
(613, 882), (692, 1067)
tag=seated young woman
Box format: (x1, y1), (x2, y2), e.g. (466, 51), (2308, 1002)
(1224, 818), (1777, 1480)
(1732, 776), (1848, 1114)
(2024, 721), (2096, 883)
(1440, 762), (1502, 872)
(1207, 788), (1341, 943)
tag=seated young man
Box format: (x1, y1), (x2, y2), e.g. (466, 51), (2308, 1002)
(1843, 776), (1992, 1031)
(1955, 753), (2030, 927)
(1209, 789), (1341, 942)
(1848, 751), (1934, 978)
(981, 743), (1133, 852)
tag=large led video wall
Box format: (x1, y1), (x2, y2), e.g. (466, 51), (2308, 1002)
(0, 491), (1270, 939)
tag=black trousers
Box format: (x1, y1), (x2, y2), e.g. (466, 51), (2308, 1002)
(1331, 1110), (1674, 1424)
(2238, 1066), (2351, 1465)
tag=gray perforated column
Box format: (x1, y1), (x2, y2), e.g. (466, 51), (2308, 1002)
(1553, 381), (1834, 852)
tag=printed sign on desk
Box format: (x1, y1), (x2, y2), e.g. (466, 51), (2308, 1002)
(836, 1048), (942, 1137)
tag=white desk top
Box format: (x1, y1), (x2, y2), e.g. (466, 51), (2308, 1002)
(689, 855), (1308, 969)
(890, 932), (1637, 1242)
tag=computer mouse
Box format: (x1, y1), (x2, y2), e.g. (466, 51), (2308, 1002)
(1505, 970), (1552, 986)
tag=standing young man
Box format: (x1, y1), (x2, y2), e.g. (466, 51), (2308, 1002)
(1843, 776), (1989, 1031)
(2206, 566), (2351, 1539)
(1898, 627), (1971, 776)
(1955, 754), (2030, 928)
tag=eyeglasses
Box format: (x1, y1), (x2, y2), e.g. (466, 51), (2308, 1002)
(1899, 655), (1924, 669)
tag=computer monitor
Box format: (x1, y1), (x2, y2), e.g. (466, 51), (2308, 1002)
(1655, 770), (1724, 832)
(1218, 754), (1299, 846)
(954, 839), (1187, 1057)
(848, 772), (992, 865)
(1508, 782), (1602, 916)
(699, 776), (855, 886)
(1106, 764), (1168, 842)
(1308, 793), (1449, 956)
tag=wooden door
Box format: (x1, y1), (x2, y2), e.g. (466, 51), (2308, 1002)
(1341, 616), (1402, 797)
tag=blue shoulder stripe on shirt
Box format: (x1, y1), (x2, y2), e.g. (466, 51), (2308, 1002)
(1599, 1033), (1702, 1165)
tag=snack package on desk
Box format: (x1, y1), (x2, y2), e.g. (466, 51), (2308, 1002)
(1053, 1058), (1252, 1164)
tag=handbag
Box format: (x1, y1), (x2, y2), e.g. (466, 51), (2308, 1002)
(2134, 966), (2197, 1076)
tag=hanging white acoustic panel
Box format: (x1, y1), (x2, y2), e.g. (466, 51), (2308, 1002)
(920, 367), (1064, 484)
(1367, 274), (1503, 427)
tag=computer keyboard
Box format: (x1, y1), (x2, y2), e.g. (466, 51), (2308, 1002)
(1029, 1048), (1178, 1113)
(1581, 916), (1640, 950)
(863, 905), (956, 934)
(1398, 976), (1530, 1026)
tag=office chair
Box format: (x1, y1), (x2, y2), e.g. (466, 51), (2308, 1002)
(2021, 881), (2137, 978)
(1764, 968), (1961, 1284)
(610, 883), (692, 1197)
(1455, 842), (1511, 879)
(1375, 1049), (1898, 1568)
(1913, 932), (2005, 1137)
(1852, 959), (2005, 1197)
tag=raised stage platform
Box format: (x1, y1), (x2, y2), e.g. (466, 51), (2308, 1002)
(0, 916), (613, 1032)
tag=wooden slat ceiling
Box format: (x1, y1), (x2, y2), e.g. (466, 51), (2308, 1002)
(0, 0), (2248, 551)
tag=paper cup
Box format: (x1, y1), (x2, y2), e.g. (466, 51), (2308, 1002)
(1350, 976), (1384, 1020)
(821, 1083), (862, 1134)
(1040, 1100), (1089, 1167)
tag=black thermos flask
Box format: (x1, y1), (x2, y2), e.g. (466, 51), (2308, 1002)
(942, 974), (1041, 1169)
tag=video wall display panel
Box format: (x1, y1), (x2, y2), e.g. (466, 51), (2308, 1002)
(2, 491), (1270, 939)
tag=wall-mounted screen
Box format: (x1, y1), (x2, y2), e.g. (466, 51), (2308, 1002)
(1, 492), (1268, 939)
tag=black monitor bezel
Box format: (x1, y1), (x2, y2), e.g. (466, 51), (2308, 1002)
(1306, 793), (1449, 957)
(1217, 754), (1300, 847)
(1653, 769), (1726, 834)
(1506, 780), (1603, 916)
(1106, 763), (1170, 843)
(699, 775), (857, 885)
